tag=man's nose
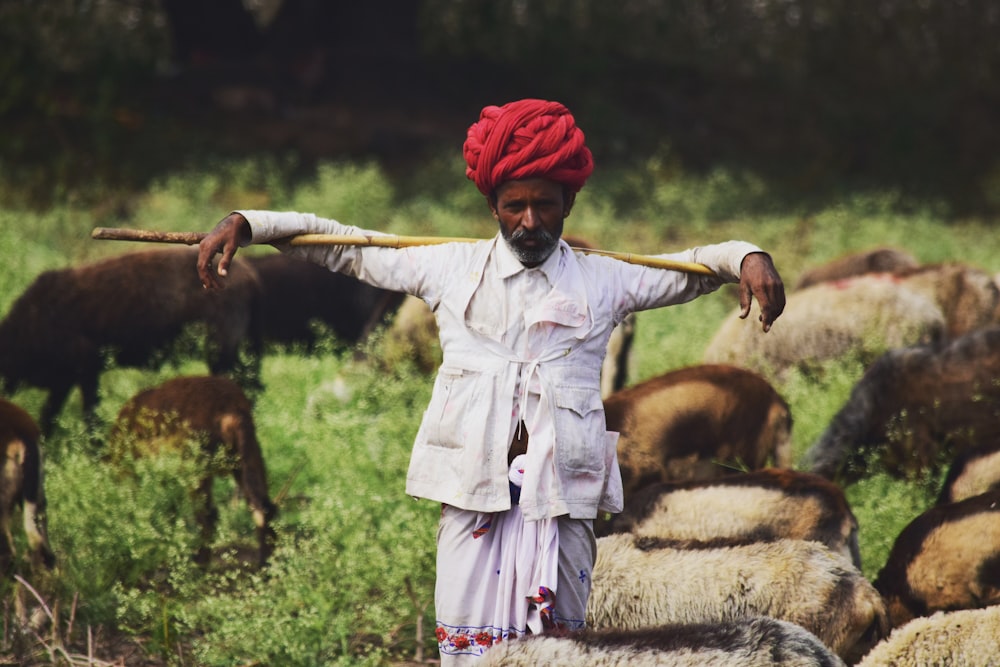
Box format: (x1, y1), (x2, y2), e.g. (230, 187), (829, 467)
(521, 206), (541, 230)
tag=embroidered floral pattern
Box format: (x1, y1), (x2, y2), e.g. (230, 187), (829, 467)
(435, 624), (510, 656)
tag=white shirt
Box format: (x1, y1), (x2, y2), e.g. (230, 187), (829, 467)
(239, 209), (761, 520)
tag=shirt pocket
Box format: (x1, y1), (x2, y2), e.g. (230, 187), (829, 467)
(423, 366), (489, 450)
(553, 386), (606, 473)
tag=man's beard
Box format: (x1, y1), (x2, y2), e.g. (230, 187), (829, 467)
(501, 227), (559, 266)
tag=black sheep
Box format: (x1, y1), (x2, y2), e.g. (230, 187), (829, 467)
(0, 248), (263, 433)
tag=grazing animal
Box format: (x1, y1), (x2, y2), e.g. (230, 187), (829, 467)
(480, 616), (847, 667)
(377, 294), (443, 373)
(855, 605), (1000, 667)
(603, 364), (792, 501)
(872, 488), (1000, 629)
(936, 441), (1000, 505)
(0, 399), (55, 574)
(587, 534), (888, 664)
(110, 376), (277, 567)
(802, 326), (1000, 484)
(601, 468), (861, 567)
(247, 254), (405, 351)
(703, 273), (945, 381)
(0, 249), (263, 433)
(795, 247), (919, 290)
(894, 262), (1000, 339)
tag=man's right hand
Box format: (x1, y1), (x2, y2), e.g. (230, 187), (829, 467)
(198, 213), (251, 289)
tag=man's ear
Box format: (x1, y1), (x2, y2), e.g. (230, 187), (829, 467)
(487, 194), (499, 220)
(563, 191), (577, 218)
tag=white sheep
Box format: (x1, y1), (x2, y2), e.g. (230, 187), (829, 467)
(855, 605), (1000, 666)
(604, 468), (861, 567)
(703, 273), (945, 381)
(586, 534), (888, 664)
(480, 616), (847, 666)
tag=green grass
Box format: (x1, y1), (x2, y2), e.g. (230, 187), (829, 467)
(1, 157), (997, 664)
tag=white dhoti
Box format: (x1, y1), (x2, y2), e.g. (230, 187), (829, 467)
(434, 457), (595, 665)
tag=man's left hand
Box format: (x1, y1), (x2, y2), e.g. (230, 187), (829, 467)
(738, 252), (786, 332)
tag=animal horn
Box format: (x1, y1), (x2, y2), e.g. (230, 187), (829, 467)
(91, 227), (717, 276)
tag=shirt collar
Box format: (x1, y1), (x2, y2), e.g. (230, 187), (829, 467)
(494, 233), (564, 281)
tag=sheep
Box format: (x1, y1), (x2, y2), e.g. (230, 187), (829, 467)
(587, 534), (888, 664)
(603, 364), (792, 503)
(795, 247), (919, 290)
(376, 294), (443, 374)
(0, 398), (55, 574)
(110, 375), (277, 567)
(801, 325), (1000, 484)
(479, 616), (847, 667)
(703, 273), (946, 381)
(872, 488), (1000, 629)
(935, 441), (1000, 505)
(601, 468), (861, 568)
(0, 248), (263, 434)
(894, 262), (1000, 339)
(855, 605), (1000, 667)
(247, 253), (405, 351)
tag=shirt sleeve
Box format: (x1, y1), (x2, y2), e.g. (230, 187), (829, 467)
(609, 240), (764, 316)
(234, 209), (461, 300)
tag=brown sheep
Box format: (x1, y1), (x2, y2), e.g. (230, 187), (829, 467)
(801, 325), (1000, 484)
(603, 364), (792, 503)
(894, 262), (1000, 339)
(703, 273), (945, 381)
(110, 376), (277, 568)
(0, 399), (55, 574)
(601, 468), (861, 567)
(795, 247), (919, 290)
(0, 248), (263, 434)
(872, 488), (1000, 629)
(935, 441), (1000, 505)
(247, 253), (405, 351)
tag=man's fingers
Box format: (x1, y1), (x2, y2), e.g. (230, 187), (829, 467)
(738, 283), (752, 320)
(197, 237), (228, 289)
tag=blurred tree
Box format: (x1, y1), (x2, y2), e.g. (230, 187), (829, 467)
(1, 0), (998, 213)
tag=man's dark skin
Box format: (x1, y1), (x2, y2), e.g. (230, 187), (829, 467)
(198, 177), (786, 331)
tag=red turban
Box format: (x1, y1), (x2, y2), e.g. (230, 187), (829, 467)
(463, 99), (594, 197)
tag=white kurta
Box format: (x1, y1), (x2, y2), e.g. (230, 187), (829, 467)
(237, 209), (761, 663)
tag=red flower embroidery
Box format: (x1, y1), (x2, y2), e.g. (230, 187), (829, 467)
(475, 631), (494, 647)
(453, 635), (471, 650)
(435, 627), (449, 642)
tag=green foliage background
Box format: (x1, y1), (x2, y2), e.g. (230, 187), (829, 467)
(1, 157), (998, 664)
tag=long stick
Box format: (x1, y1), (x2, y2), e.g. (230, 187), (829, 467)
(91, 226), (717, 276)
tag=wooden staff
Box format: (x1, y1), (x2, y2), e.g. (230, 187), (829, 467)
(91, 226), (717, 276)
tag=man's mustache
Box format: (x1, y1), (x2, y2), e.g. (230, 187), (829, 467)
(510, 228), (555, 244)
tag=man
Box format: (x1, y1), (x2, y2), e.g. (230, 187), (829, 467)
(197, 98), (785, 664)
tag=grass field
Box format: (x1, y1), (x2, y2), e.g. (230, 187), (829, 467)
(1, 157), (996, 665)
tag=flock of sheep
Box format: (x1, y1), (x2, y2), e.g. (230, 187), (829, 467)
(2, 244), (1000, 664)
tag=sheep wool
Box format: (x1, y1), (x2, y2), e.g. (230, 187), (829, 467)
(587, 534), (888, 663)
(856, 605), (1000, 666)
(480, 616), (847, 667)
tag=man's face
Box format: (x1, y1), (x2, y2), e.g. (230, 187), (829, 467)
(491, 178), (575, 267)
